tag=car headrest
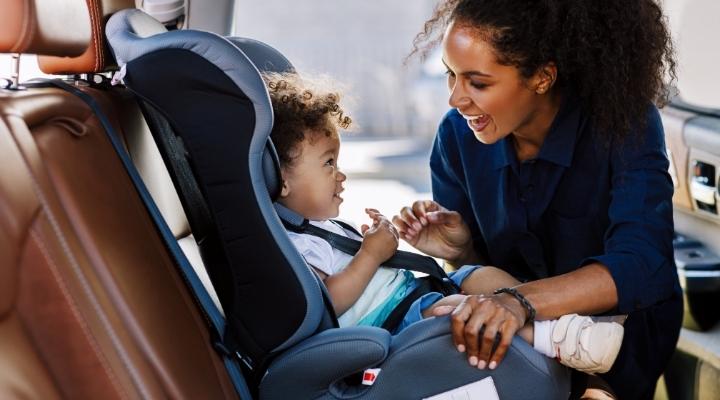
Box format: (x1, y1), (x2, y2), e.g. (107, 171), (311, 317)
(38, 0), (134, 74)
(0, 0), (91, 56)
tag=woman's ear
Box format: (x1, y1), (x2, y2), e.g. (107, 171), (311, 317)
(533, 62), (557, 94)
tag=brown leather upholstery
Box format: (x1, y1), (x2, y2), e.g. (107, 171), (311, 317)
(0, 87), (237, 399)
(38, 0), (135, 74)
(3, 0), (237, 396)
(0, 0), (91, 56)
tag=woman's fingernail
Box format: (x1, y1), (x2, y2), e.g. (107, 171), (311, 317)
(468, 356), (478, 366)
(420, 217), (427, 226)
(413, 222), (422, 231)
(489, 361), (497, 370)
(477, 360), (486, 370)
(457, 344), (466, 353)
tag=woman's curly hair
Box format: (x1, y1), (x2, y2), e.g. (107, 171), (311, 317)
(410, 0), (676, 140)
(264, 72), (352, 168)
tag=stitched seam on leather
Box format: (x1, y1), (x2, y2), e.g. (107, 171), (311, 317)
(87, 0), (102, 70)
(7, 121), (151, 400)
(13, 0), (31, 52)
(28, 175), (149, 399)
(29, 229), (129, 400)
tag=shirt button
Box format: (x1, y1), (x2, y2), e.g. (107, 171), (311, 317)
(520, 195), (527, 203)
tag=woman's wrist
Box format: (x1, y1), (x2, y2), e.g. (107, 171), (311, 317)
(448, 242), (479, 268)
(494, 287), (536, 323)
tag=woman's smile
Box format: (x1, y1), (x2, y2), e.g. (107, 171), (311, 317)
(462, 113), (491, 133)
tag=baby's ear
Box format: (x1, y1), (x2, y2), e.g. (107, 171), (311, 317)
(279, 179), (291, 198)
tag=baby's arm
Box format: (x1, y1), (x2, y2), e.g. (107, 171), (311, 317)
(324, 209), (399, 315)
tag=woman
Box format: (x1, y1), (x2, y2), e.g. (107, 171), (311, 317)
(394, 1), (682, 398)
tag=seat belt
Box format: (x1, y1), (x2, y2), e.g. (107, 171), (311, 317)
(135, 99), (216, 245)
(275, 203), (461, 332)
(32, 78), (253, 399)
(275, 203), (459, 288)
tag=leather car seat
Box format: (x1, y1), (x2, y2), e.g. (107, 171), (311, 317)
(0, 0), (236, 398)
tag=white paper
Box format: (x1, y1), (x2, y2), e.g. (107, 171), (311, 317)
(423, 376), (500, 400)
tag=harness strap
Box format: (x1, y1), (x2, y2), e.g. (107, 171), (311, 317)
(275, 204), (460, 300)
(277, 204), (451, 281)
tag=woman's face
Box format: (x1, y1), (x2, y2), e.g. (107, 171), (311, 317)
(442, 21), (547, 145)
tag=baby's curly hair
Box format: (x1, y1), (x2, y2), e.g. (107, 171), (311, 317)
(410, 0), (676, 141)
(264, 72), (352, 169)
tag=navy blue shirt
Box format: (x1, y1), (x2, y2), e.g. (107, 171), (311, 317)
(430, 100), (682, 398)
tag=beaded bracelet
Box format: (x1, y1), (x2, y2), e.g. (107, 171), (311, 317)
(493, 287), (536, 323)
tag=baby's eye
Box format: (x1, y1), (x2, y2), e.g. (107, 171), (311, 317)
(325, 158), (335, 166)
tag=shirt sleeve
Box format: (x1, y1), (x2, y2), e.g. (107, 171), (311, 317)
(287, 232), (336, 276)
(430, 113), (487, 264)
(582, 107), (678, 314)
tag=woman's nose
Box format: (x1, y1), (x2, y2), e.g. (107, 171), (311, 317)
(448, 80), (469, 110)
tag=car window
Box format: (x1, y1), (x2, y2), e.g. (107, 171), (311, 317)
(234, 0), (445, 241)
(0, 54), (52, 85)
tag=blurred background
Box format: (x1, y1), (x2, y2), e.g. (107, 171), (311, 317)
(0, 0), (704, 243)
(233, 0), (450, 237)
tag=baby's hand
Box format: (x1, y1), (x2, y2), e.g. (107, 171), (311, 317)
(360, 208), (399, 264)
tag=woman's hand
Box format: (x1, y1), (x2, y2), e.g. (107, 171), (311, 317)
(359, 208), (399, 264)
(451, 294), (528, 370)
(392, 200), (475, 265)
(422, 294), (468, 318)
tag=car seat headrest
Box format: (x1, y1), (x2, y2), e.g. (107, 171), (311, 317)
(226, 37), (295, 75)
(224, 37), (295, 202)
(0, 0), (91, 57)
(38, 0), (135, 75)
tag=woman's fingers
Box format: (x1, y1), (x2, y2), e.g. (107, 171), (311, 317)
(451, 297), (474, 354)
(411, 200), (434, 226)
(398, 206), (422, 235)
(477, 314), (503, 369)
(450, 295), (522, 370)
(462, 299), (490, 366)
(489, 319), (519, 370)
(430, 305), (456, 316)
(392, 215), (411, 236)
(426, 209), (461, 226)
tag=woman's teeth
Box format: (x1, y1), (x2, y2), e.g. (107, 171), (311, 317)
(465, 114), (490, 131)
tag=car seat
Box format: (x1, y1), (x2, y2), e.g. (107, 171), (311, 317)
(105, 8), (571, 399)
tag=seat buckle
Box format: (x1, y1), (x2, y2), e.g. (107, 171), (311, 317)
(235, 351), (255, 371)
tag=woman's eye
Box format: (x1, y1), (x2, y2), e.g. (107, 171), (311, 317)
(444, 69), (455, 77)
(471, 82), (488, 90)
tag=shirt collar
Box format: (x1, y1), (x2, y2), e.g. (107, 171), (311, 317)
(536, 94), (582, 167)
(490, 94), (582, 170)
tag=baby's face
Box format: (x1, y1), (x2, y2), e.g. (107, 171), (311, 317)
(279, 133), (346, 220)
